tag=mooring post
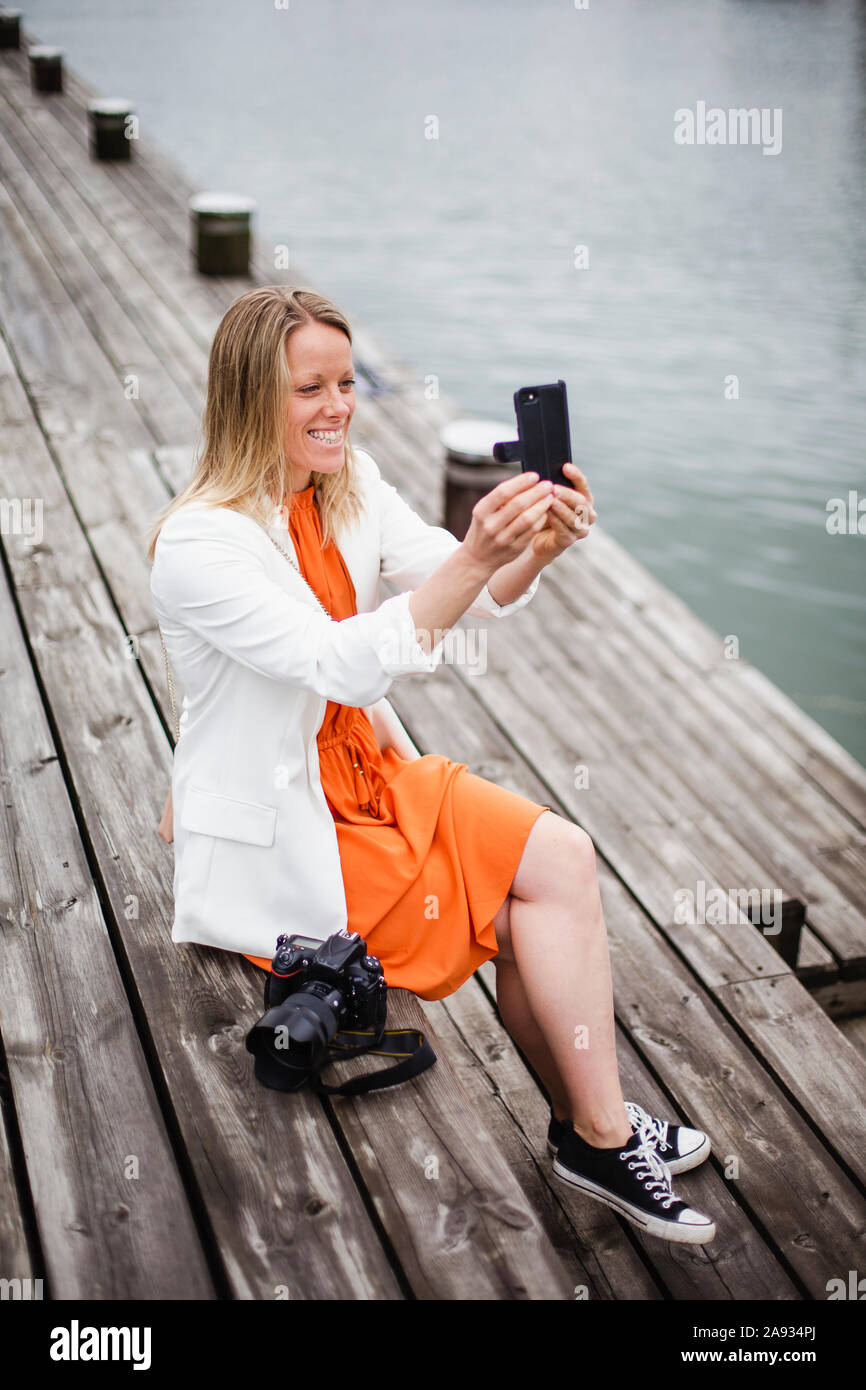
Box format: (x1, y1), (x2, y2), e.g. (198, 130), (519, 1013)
(0, 8), (21, 49)
(188, 192), (256, 276)
(28, 44), (64, 93)
(441, 418), (520, 540)
(87, 98), (135, 160)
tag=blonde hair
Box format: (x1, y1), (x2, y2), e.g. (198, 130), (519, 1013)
(145, 286), (366, 562)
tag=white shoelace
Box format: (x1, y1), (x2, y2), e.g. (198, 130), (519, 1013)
(626, 1100), (671, 1154)
(623, 1120), (677, 1210)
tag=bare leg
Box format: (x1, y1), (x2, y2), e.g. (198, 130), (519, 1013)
(494, 956), (573, 1120)
(491, 811), (631, 1149)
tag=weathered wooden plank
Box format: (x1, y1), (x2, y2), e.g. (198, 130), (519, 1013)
(0, 1075), (35, 1292)
(796, 924), (839, 986)
(0, 171), (188, 700)
(322, 988), (573, 1299)
(811, 978), (866, 1021)
(417, 984), (664, 1300)
(583, 526), (866, 828)
(541, 555), (866, 955)
(812, 838), (866, 916)
(837, 1014), (866, 1067)
(0, 78), (215, 398)
(713, 974), (866, 1187)
(0, 93), (201, 446)
(0, 524), (213, 1299)
(601, 870), (866, 1293)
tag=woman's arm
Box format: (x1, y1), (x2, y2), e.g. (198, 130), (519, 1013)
(151, 505), (449, 707)
(405, 476), (556, 655)
(406, 545), (497, 656)
(485, 547), (548, 608)
(373, 454), (542, 619)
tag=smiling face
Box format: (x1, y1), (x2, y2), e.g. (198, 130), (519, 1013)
(284, 320), (356, 493)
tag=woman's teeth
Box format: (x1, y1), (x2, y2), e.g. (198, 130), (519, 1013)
(308, 429), (344, 446)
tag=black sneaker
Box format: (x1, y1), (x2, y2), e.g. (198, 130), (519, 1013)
(553, 1119), (716, 1244)
(547, 1099), (710, 1175)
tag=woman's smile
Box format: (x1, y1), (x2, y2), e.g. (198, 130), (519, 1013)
(307, 427), (345, 447)
(286, 320), (356, 488)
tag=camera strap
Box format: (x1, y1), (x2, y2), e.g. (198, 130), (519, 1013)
(308, 1024), (437, 1097)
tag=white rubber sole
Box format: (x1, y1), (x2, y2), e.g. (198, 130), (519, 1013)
(548, 1132), (711, 1175)
(552, 1158), (717, 1244)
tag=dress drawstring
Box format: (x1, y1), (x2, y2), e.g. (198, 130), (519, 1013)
(318, 724), (385, 816)
(345, 736), (384, 815)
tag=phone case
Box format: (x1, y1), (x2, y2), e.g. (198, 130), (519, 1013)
(492, 379), (573, 489)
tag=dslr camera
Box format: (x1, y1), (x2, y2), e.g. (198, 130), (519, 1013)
(245, 929), (388, 1092)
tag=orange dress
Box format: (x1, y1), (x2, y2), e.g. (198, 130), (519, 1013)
(242, 483), (550, 1002)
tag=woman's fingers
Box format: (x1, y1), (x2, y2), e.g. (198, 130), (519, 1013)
(480, 464), (597, 561)
(504, 490), (556, 539)
(550, 492), (596, 526)
(561, 461), (593, 506)
(500, 477), (556, 526)
(498, 480), (555, 532)
(546, 495), (593, 538)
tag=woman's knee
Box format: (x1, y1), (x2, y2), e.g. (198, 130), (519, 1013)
(511, 810), (597, 903)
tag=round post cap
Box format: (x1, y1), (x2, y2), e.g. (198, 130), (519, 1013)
(87, 97), (135, 114)
(440, 418), (516, 464)
(189, 191), (257, 215)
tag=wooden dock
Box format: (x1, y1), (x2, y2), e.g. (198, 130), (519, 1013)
(1, 30), (865, 1303)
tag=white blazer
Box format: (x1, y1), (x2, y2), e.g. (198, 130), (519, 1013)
(149, 447), (540, 960)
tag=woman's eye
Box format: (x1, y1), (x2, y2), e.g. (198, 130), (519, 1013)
(299, 379), (355, 393)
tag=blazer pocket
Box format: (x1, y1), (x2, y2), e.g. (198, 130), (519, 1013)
(180, 785), (277, 847)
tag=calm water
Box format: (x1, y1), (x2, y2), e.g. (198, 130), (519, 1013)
(21, 0), (866, 764)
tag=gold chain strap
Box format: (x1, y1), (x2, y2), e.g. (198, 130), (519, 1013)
(262, 528), (331, 616)
(159, 626), (180, 743)
(158, 515), (330, 747)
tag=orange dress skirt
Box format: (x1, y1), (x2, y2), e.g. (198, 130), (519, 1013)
(242, 482), (550, 1002)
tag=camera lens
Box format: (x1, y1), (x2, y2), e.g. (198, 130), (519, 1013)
(247, 987), (341, 1090)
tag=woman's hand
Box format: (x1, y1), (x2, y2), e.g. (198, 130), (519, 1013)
(157, 786), (174, 843)
(531, 462), (597, 564)
(461, 470), (557, 576)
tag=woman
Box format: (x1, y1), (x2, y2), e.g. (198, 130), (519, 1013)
(147, 286), (716, 1246)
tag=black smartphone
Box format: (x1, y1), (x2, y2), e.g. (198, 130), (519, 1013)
(493, 379), (574, 489)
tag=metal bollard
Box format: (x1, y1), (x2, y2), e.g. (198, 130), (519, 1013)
(441, 419), (520, 541)
(0, 8), (21, 49)
(189, 192), (256, 276)
(28, 45), (63, 93)
(87, 98), (135, 160)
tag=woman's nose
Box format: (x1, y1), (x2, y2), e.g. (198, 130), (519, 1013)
(323, 387), (351, 415)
